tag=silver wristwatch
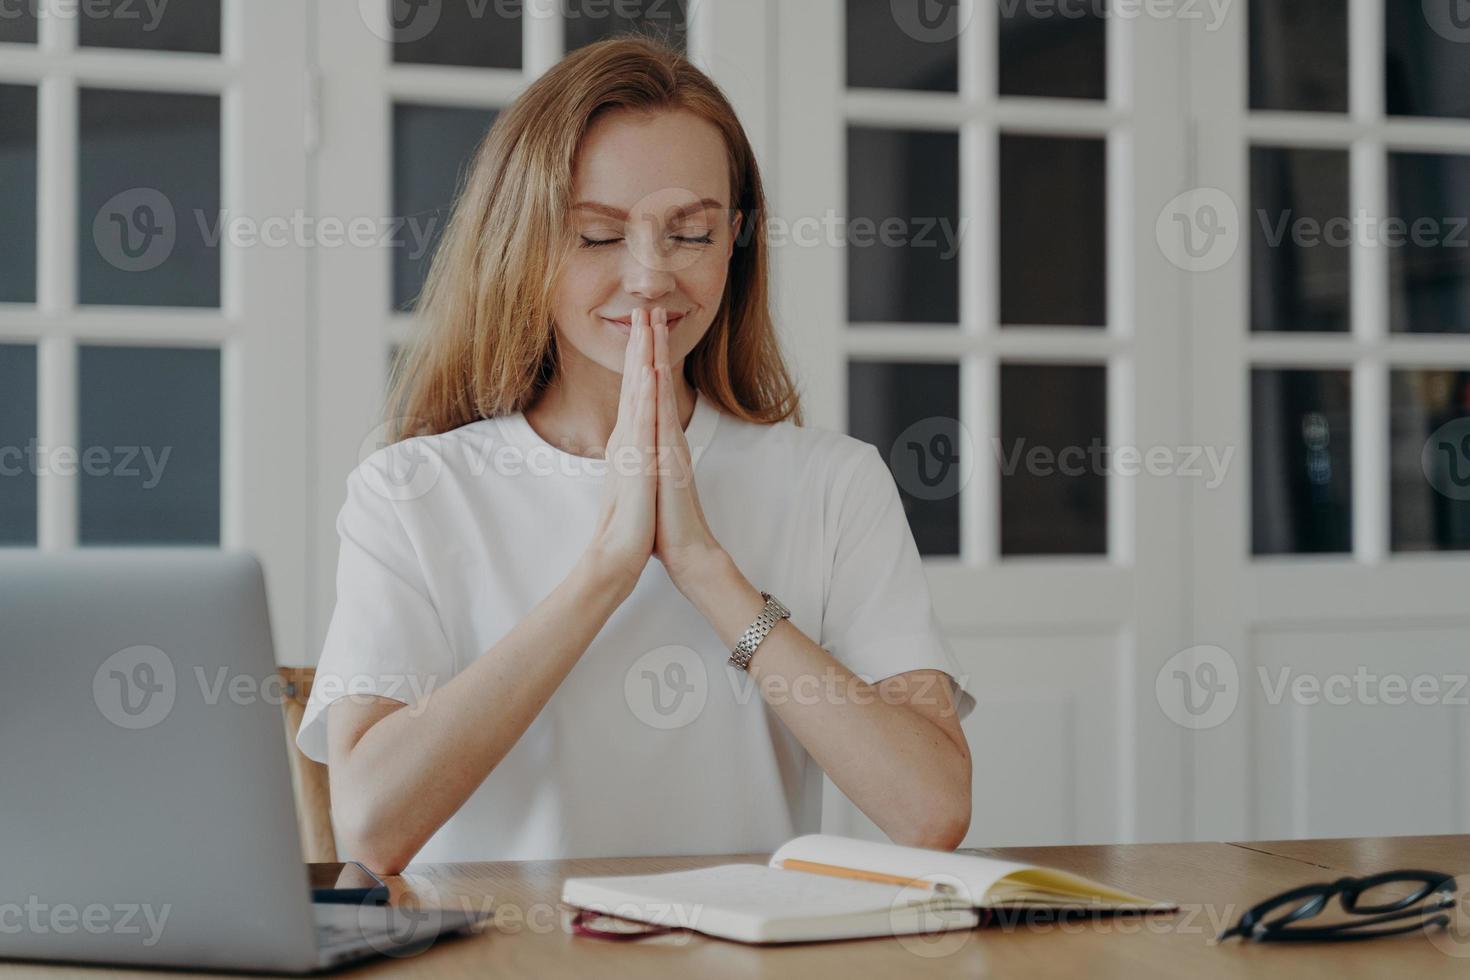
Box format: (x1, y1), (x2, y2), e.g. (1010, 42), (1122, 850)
(728, 592), (791, 672)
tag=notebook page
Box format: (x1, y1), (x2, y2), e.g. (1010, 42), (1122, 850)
(560, 863), (959, 926)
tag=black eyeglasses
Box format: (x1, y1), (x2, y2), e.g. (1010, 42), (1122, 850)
(1217, 870), (1457, 943)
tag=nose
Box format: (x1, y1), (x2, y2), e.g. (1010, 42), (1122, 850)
(619, 241), (676, 302)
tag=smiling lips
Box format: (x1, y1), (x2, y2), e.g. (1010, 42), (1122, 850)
(603, 311), (686, 331)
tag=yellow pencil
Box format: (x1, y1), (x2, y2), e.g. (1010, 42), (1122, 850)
(780, 858), (956, 895)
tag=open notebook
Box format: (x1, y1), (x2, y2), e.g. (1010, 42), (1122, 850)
(560, 834), (1177, 945)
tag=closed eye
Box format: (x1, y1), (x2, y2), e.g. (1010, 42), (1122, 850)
(580, 234), (715, 249)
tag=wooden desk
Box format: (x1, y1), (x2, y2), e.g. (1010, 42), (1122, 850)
(5, 836), (1469, 978)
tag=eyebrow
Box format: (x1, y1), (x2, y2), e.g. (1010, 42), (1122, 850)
(572, 198), (727, 221)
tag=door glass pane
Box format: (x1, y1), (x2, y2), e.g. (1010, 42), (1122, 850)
(1388, 152), (1470, 334)
(79, 88), (221, 308)
(78, 0), (221, 54)
(1000, 135), (1106, 327)
(1386, 1), (1470, 120)
(0, 2), (37, 43)
(847, 360), (960, 556)
(0, 84), (37, 304)
(997, 0), (1106, 100)
(78, 345), (220, 545)
(999, 364), (1106, 556)
(388, 0), (521, 70)
(1391, 370), (1470, 552)
(392, 103), (498, 312)
(566, 0), (687, 54)
(1250, 146), (1350, 333)
(1248, 0), (1347, 113)
(1251, 368), (1352, 555)
(845, 0), (957, 92)
(847, 127), (960, 325)
(0, 344), (37, 546)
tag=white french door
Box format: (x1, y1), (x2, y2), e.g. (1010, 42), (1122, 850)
(1186, 0), (1470, 841)
(0, 0), (311, 664)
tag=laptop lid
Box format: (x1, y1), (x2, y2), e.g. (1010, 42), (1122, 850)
(0, 550), (322, 973)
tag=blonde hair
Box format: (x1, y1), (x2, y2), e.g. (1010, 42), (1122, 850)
(386, 35), (803, 441)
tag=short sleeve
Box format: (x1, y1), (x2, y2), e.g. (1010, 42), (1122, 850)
(295, 457), (459, 764)
(820, 443), (976, 722)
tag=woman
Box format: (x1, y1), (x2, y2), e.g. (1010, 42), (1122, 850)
(296, 36), (975, 873)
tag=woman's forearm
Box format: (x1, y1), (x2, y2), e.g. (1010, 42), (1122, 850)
(330, 552), (636, 872)
(678, 551), (972, 850)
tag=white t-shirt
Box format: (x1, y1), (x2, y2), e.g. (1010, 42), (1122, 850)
(297, 388), (976, 862)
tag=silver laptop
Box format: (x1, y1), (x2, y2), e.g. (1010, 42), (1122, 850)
(0, 550), (488, 973)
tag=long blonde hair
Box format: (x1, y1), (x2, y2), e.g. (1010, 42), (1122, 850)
(386, 35), (803, 441)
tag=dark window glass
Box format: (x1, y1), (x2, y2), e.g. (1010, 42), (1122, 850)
(998, 363), (1106, 556)
(1388, 152), (1470, 334)
(846, 0), (958, 92)
(1248, 0), (1347, 113)
(78, 88), (220, 307)
(997, 0), (1106, 100)
(78, 345), (220, 545)
(0, 84), (37, 304)
(1391, 370), (1470, 552)
(1386, 1), (1470, 120)
(566, 0), (687, 54)
(0, 344), (37, 546)
(1000, 135), (1106, 327)
(392, 103), (497, 312)
(78, 0), (220, 54)
(1250, 146), (1351, 333)
(390, 0), (521, 70)
(1251, 369), (1352, 555)
(847, 360), (961, 556)
(847, 127), (961, 325)
(0, 1), (37, 43)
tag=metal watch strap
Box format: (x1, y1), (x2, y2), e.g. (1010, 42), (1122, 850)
(728, 592), (791, 672)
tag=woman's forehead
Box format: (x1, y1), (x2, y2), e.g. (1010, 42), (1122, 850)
(572, 109), (731, 214)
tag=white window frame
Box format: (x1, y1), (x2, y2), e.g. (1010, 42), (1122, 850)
(0, 0), (312, 664)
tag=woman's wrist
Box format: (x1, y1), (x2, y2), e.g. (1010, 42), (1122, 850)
(576, 547), (642, 601)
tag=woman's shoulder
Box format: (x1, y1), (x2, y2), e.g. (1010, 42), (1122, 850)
(708, 409), (879, 481)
